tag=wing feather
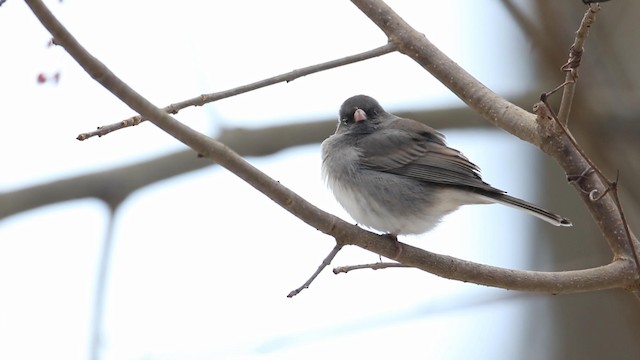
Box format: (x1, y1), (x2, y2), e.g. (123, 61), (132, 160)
(358, 117), (502, 193)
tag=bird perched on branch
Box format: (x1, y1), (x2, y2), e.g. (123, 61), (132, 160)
(321, 95), (571, 238)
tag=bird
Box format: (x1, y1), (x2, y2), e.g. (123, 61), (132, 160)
(321, 94), (572, 238)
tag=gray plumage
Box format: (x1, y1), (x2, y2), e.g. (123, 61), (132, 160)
(321, 95), (571, 235)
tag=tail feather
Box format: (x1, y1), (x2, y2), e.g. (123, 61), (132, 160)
(478, 192), (572, 227)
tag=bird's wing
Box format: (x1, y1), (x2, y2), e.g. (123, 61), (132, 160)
(358, 117), (502, 192)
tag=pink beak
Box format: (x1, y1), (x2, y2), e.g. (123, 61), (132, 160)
(354, 109), (367, 123)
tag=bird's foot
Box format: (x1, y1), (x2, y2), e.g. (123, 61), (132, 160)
(385, 233), (402, 260)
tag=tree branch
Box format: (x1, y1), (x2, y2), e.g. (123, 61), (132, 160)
(534, 99), (640, 272)
(288, 243), (343, 298)
(557, 4), (600, 125)
(76, 44), (396, 141)
(350, 0), (541, 145)
(333, 262), (411, 274)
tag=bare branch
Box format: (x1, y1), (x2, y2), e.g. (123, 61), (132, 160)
(557, 4), (600, 124)
(536, 97), (640, 264)
(333, 262), (411, 274)
(288, 244), (343, 298)
(535, 98), (640, 279)
(357, 236), (634, 293)
(76, 44), (397, 141)
(350, 0), (541, 145)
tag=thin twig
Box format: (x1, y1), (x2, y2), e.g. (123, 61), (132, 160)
(557, 4), (600, 125)
(76, 44), (397, 141)
(288, 244), (343, 298)
(333, 262), (412, 274)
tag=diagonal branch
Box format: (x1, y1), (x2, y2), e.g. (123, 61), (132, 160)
(25, 0), (638, 294)
(350, 0), (541, 145)
(288, 243), (343, 298)
(76, 44), (397, 141)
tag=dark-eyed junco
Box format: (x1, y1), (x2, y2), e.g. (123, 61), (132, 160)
(321, 95), (571, 236)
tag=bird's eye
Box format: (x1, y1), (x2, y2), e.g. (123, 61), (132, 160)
(341, 118), (350, 125)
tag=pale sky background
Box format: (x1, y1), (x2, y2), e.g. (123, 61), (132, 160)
(0, 1), (561, 359)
